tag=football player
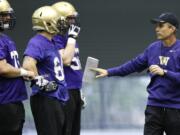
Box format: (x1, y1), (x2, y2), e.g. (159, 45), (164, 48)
(0, 0), (35, 134)
(22, 6), (68, 135)
(52, 2), (82, 135)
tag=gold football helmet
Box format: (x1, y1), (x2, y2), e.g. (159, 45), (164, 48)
(52, 1), (79, 35)
(0, 0), (15, 30)
(52, 1), (78, 18)
(32, 6), (60, 34)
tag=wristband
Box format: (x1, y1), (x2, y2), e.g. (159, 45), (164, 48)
(20, 68), (28, 76)
(68, 34), (77, 39)
(67, 37), (76, 44)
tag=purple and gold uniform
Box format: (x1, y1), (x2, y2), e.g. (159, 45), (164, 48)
(53, 34), (83, 135)
(108, 40), (180, 109)
(24, 34), (69, 101)
(53, 35), (83, 90)
(0, 33), (27, 104)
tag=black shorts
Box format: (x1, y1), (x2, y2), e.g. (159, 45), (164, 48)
(30, 94), (65, 135)
(0, 102), (25, 135)
(63, 89), (81, 135)
(144, 105), (180, 135)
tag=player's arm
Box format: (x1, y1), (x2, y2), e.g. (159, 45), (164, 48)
(23, 56), (52, 89)
(0, 59), (34, 78)
(59, 38), (76, 66)
(60, 24), (80, 66)
(22, 56), (38, 76)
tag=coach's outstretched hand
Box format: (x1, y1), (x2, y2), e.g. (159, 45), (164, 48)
(91, 68), (108, 78)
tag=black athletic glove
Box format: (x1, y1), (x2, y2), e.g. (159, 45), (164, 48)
(32, 76), (58, 92)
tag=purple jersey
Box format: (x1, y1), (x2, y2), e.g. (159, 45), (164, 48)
(108, 40), (180, 109)
(53, 35), (83, 90)
(0, 33), (27, 104)
(24, 34), (68, 101)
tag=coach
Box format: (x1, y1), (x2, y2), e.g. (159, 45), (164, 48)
(92, 12), (180, 135)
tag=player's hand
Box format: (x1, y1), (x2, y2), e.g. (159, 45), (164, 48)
(90, 68), (108, 78)
(68, 24), (81, 39)
(34, 76), (49, 88)
(80, 91), (87, 109)
(20, 68), (35, 80)
(149, 65), (164, 76)
(23, 71), (35, 80)
(31, 76), (58, 92)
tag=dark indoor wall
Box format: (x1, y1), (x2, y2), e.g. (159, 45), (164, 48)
(6, 0), (180, 69)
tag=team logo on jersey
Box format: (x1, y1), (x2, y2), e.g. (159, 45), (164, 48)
(159, 56), (170, 66)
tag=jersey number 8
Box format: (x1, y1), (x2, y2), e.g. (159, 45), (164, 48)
(54, 57), (65, 81)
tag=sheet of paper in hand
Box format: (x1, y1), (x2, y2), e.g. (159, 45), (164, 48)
(82, 56), (99, 84)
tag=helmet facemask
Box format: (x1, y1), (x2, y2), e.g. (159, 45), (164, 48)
(66, 14), (80, 26)
(0, 11), (16, 30)
(57, 14), (80, 36)
(0, 0), (16, 31)
(57, 17), (69, 35)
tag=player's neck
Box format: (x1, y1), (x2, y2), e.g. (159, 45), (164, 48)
(162, 35), (176, 47)
(38, 31), (53, 41)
